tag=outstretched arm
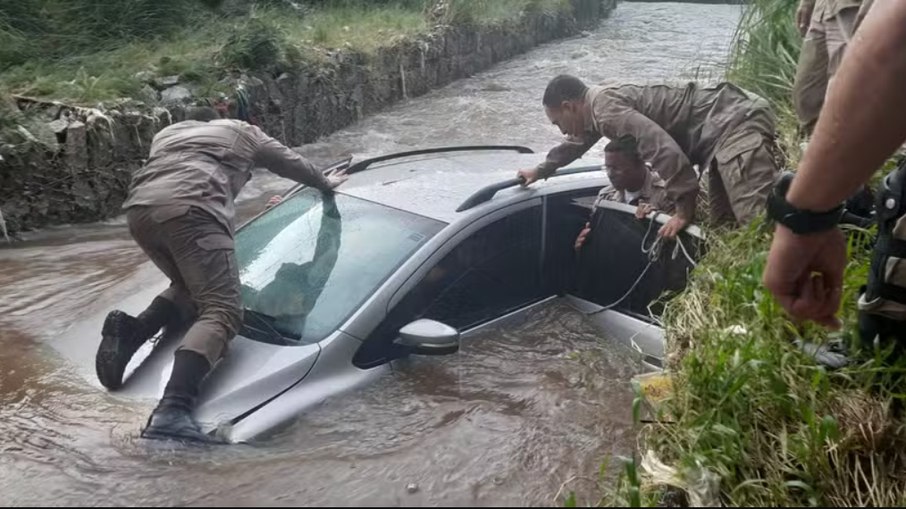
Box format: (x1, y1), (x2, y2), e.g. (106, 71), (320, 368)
(250, 126), (345, 192)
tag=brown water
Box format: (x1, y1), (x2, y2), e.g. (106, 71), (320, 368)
(0, 3), (742, 505)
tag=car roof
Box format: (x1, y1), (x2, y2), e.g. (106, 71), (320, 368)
(336, 149), (609, 223)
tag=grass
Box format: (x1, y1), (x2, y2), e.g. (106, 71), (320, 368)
(584, 0), (906, 507)
(0, 0), (570, 105)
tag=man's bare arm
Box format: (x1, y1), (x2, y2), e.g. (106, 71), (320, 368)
(787, 0), (906, 212)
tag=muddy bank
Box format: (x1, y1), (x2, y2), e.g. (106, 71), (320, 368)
(0, 0), (616, 237)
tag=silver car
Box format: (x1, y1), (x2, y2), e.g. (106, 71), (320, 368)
(104, 145), (703, 444)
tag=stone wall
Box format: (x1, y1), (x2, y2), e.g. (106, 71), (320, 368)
(0, 0), (617, 237)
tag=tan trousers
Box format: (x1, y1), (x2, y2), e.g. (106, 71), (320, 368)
(707, 110), (782, 226)
(126, 204), (242, 365)
(792, 6), (859, 132)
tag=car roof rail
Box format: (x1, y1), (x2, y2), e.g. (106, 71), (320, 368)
(346, 145), (535, 175)
(455, 164), (603, 212)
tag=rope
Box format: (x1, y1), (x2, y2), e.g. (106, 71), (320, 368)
(582, 213), (697, 316)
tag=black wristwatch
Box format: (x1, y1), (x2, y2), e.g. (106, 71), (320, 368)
(766, 171), (844, 235)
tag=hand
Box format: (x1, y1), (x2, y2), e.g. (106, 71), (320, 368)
(265, 195), (283, 209)
(574, 222), (591, 251)
(326, 168), (349, 190)
(796, 0), (814, 37)
(658, 215), (689, 240)
(635, 203), (655, 220)
(762, 225), (846, 329)
(517, 168), (539, 187)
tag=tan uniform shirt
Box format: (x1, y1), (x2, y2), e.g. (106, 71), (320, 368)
(123, 119), (331, 235)
(804, 0), (864, 21)
(593, 164), (675, 215)
(535, 81), (771, 207)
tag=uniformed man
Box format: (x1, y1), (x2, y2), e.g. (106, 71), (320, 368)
(96, 106), (347, 443)
(792, 0), (871, 134)
(574, 135), (677, 251)
(518, 75), (781, 235)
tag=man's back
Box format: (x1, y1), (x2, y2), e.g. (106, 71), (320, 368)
(592, 82), (770, 158)
(122, 118), (332, 234)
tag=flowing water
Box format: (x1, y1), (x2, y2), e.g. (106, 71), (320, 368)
(0, 3), (742, 505)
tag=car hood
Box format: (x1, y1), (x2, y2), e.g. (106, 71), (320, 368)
(59, 261), (321, 430)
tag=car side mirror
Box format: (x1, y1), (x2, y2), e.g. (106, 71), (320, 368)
(394, 319), (460, 356)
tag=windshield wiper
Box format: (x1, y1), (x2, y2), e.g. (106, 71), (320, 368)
(241, 308), (303, 344)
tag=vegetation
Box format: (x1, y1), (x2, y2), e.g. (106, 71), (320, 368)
(0, 0), (569, 104)
(589, 0), (906, 507)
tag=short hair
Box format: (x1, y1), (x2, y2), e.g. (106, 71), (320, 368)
(604, 134), (642, 161)
(542, 74), (589, 107)
(185, 106), (222, 122)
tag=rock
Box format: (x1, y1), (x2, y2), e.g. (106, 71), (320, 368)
(48, 119), (69, 134)
(406, 483), (419, 494)
(64, 121), (88, 171)
(161, 86), (193, 105)
(133, 70), (156, 84)
(158, 75), (181, 88)
(138, 85), (160, 104)
(570, 50), (587, 59)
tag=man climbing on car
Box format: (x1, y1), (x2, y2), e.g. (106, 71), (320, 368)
(95, 106), (348, 444)
(574, 134), (677, 251)
(518, 74), (781, 239)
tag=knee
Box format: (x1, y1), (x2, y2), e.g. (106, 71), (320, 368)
(198, 301), (243, 338)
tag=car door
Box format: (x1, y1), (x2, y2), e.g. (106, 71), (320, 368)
(354, 202), (546, 369)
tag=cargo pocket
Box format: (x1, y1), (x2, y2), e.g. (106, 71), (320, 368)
(195, 232), (238, 290)
(714, 131), (775, 224)
(714, 130), (764, 168)
(196, 233), (234, 251)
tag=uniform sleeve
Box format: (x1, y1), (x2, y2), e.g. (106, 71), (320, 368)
(250, 126), (332, 192)
(535, 132), (602, 179)
(600, 105), (699, 205)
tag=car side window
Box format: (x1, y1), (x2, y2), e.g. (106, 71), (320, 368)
(542, 187), (603, 295)
(354, 205), (544, 368)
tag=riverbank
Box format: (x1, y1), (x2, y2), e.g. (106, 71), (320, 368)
(0, 0), (616, 237)
(602, 0), (906, 506)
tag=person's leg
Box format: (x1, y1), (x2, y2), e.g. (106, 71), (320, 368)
(141, 207), (243, 444)
(706, 160), (737, 227)
(792, 15), (829, 135)
(824, 7), (859, 84)
(711, 109), (781, 226)
(96, 206), (193, 391)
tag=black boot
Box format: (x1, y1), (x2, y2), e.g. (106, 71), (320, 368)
(141, 350), (223, 444)
(96, 297), (178, 390)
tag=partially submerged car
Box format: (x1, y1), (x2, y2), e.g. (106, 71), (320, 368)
(91, 145), (704, 443)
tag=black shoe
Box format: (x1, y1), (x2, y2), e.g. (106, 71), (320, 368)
(96, 310), (149, 390)
(140, 404), (223, 444)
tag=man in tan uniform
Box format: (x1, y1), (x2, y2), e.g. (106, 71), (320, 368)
(518, 75), (780, 233)
(96, 106), (347, 443)
(792, 0), (868, 133)
(574, 135), (676, 251)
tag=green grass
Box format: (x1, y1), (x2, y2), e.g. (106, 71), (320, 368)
(442, 0), (571, 25)
(587, 0), (906, 506)
(0, 0), (570, 105)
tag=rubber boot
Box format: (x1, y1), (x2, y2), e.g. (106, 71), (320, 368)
(95, 296), (177, 390)
(141, 350), (223, 444)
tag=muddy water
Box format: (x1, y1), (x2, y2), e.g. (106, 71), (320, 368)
(0, 3), (742, 505)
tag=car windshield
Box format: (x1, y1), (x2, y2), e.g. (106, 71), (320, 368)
(235, 188), (445, 345)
